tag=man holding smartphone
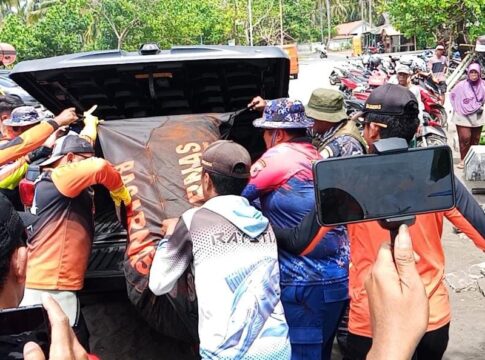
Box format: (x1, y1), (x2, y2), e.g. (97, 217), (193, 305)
(427, 45), (448, 105)
(0, 193), (33, 310)
(0, 192), (90, 359)
(275, 84), (485, 360)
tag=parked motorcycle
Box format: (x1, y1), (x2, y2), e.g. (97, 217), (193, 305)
(419, 88), (448, 129)
(344, 98), (365, 118)
(367, 69), (388, 88)
(329, 60), (367, 85)
(329, 67), (346, 85)
(415, 118), (448, 147)
(415, 72), (443, 98)
(364, 43), (385, 55)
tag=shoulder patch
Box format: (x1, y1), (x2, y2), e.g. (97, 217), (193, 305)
(320, 147), (333, 159)
(251, 159), (266, 178)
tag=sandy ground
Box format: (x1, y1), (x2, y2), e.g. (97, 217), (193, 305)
(442, 96), (485, 360)
(443, 216), (485, 360)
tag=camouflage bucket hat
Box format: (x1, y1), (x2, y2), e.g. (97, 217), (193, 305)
(253, 98), (314, 129)
(4, 106), (44, 127)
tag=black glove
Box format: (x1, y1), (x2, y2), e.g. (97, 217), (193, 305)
(26, 146), (52, 164)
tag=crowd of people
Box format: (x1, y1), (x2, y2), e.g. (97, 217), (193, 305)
(0, 97), (130, 359)
(149, 83), (485, 359)
(0, 77), (483, 360)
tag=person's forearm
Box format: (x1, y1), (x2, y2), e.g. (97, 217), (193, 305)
(0, 121), (55, 165)
(149, 219), (193, 295)
(52, 158), (124, 198)
(273, 226), (304, 254)
(367, 332), (417, 360)
(149, 237), (184, 295)
(367, 343), (413, 360)
(273, 208), (333, 255)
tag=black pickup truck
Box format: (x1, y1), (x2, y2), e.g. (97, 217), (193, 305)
(10, 44), (290, 359)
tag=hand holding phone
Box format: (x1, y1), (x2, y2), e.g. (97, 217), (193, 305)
(366, 225), (428, 360)
(23, 294), (88, 360)
(0, 304), (50, 359)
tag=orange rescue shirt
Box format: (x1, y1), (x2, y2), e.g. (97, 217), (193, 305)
(27, 157), (125, 291)
(339, 210), (485, 337)
(0, 121), (55, 165)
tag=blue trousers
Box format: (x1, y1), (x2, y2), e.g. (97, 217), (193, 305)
(281, 283), (348, 360)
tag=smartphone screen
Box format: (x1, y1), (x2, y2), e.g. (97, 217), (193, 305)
(0, 305), (50, 359)
(314, 146), (455, 226)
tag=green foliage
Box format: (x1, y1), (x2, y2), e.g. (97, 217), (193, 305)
(283, 0), (321, 42)
(90, 0), (152, 50)
(0, 14), (36, 60)
(152, 0), (232, 48)
(0, 0), (91, 60)
(32, 0), (92, 57)
(0, 0), (401, 62)
(386, 0), (485, 47)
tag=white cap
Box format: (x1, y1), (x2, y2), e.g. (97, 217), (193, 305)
(396, 65), (412, 75)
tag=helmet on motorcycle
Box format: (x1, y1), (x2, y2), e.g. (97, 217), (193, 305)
(369, 56), (382, 69)
(452, 51), (461, 60)
(362, 54), (370, 65)
(3, 106), (44, 127)
(399, 55), (414, 67)
(411, 57), (427, 72)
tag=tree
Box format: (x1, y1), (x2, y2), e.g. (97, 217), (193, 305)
(89, 0), (147, 50)
(282, 0), (321, 43)
(152, 0), (232, 47)
(24, 0), (60, 23)
(31, 0), (93, 57)
(0, 0), (92, 61)
(1, 0), (365, 62)
(386, 0), (485, 48)
(0, 0), (20, 19)
(0, 0), (59, 22)
(0, 14), (37, 60)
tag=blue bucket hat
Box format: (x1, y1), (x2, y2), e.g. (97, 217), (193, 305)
(253, 98), (314, 129)
(4, 106), (44, 127)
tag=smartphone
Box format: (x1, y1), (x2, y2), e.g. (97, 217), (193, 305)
(0, 305), (50, 359)
(314, 146), (455, 226)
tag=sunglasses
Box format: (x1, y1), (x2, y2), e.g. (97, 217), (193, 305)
(75, 153), (94, 160)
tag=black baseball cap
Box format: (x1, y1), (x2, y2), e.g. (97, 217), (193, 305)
(364, 84), (419, 117)
(201, 140), (251, 179)
(0, 193), (36, 258)
(40, 134), (95, 167)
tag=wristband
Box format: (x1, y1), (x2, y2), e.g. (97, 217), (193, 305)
(46, 119), (60, 130)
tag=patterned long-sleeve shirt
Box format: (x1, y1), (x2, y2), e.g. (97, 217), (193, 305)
(242, 137), (360, 288)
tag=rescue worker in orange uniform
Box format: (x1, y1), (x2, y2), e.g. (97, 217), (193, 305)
(274, 84), (485, 360)
(20, 114), (131, 349)
(0, 105), (77, 165)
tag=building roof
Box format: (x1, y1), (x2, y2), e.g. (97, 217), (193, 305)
(331, 35), (354, 40)
(370, 24), (401, 36)
(336, 20), (368, 36)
